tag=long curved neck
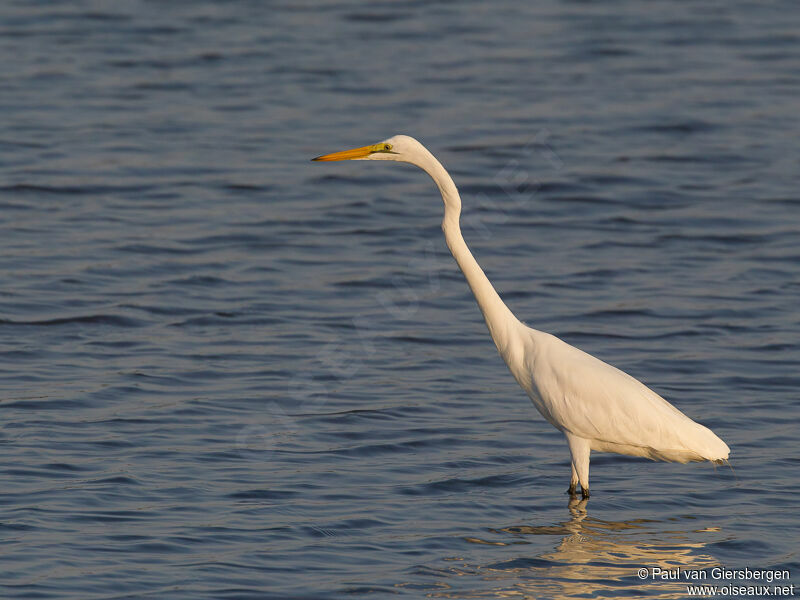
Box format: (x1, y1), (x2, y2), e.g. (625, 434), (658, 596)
(413, 149), (521, 350)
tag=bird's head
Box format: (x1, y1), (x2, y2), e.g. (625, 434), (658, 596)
(312, 135), (424, 164)
(312, 134), (458, 208)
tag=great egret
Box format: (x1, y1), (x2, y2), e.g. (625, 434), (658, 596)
(313, 135), (729, 498)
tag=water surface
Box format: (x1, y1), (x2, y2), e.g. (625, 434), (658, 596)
(1, 2), (798, 598)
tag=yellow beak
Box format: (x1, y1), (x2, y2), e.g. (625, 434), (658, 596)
(312, 144), (375, 162)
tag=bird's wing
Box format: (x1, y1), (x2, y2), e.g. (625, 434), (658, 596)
(527, 332), (727, 461)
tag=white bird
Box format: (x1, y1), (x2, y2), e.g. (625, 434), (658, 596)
(313, 135), (730, 498)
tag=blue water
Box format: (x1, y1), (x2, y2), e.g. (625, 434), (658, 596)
(1, 2), (798, 598)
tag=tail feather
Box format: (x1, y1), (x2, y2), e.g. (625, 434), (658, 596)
(690, 422), (729, 462)
(665, 420), (729, 463)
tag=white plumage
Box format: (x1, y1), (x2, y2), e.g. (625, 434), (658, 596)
(313, 135), (730, 498)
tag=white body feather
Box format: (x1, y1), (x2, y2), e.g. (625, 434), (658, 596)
(505, 327), (729, 464)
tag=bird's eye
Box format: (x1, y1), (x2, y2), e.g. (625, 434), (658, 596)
(384, 144), (392, 151)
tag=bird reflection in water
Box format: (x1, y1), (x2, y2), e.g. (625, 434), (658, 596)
(448, 499), (723, 599)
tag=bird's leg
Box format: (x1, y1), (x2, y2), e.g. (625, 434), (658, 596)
(565, 433), (592, 499)
(567, 463), (578, 495)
